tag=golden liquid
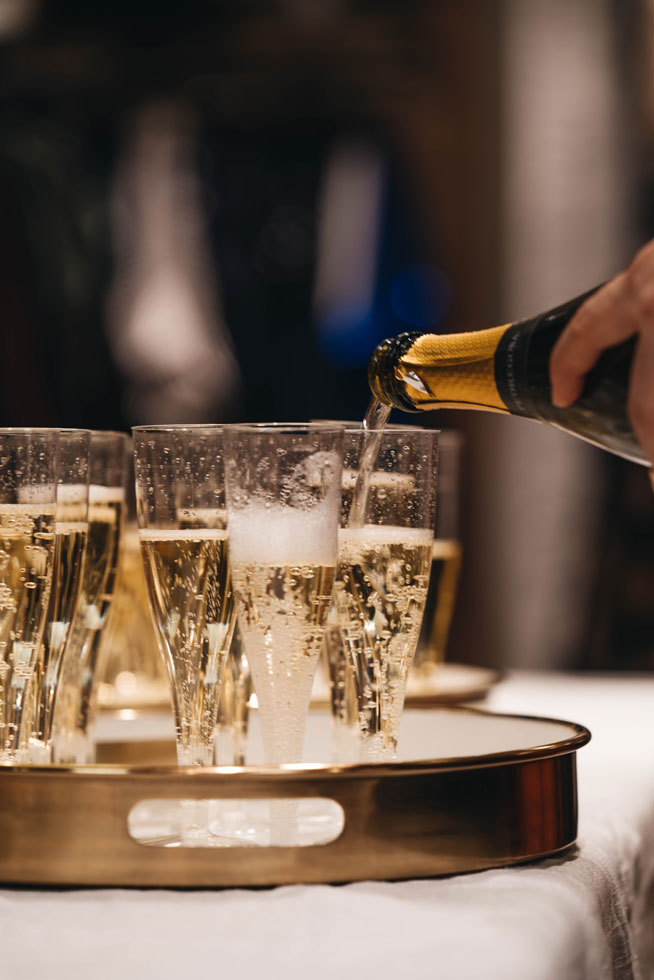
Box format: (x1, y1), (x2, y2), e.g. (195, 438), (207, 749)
(53, 488), (124, 760)
(140, 528), (235, 766)
(31, 521), (88, 752)
(231, 561), (335, 764)
(414, 539), (462, 669)
(335, 525), (432, 759)
(97, 523), (165, 706)
(347, 399), (392, 527)
(322, 605), (358, 730)
(0, 504), (56, 758)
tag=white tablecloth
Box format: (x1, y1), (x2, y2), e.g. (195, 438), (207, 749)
(2, 672), (654, 980)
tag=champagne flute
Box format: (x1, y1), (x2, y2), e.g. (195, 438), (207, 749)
(133, 425), (236, 769)
(335, 426), (438, 761)
(313, 420), (433, 761)
(0, 428), (59, 762)
(413, 430), (463, 675)
(223, 424), (342, 844)
(53, 430), (128, 763)
(28, 428), (91, 763)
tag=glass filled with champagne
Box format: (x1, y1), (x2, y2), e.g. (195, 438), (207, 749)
(0, 428), (59, 762)
(52, 430), (128, 763)
(312, 419), (429, 761)
(133, 425), (237, 772)
(224, 424), (342, 843)
(28, 428), (91, 763)
(336, 426), (438, 762)
(413, 429), (462, 676)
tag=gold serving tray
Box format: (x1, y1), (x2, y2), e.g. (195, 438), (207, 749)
(0, 707), (589, 888)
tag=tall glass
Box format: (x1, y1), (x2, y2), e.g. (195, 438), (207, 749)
(53, 430), (128, 763)
(0, 428), (59, 762)
(28, 428), (91, 763)
(414, 430), (463, 673)
(335, 427), (438, 761)
(133, 424), (236, 768)
(223, 425), (343, 769)
(313, 420), (431, 761)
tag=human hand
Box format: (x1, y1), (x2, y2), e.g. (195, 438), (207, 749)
(549, 240), (654, 472)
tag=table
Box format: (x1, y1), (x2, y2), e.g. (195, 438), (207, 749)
(1, 672), (653, 980)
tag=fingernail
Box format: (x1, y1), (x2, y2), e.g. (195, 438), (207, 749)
(551, 384), (569, 408)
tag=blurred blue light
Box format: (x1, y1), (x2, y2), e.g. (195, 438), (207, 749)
(317, 304), (381, 369)
(389, 264), (452, 328)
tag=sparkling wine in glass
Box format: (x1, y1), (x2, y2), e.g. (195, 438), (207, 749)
(133, 425), (236, 770)
(224, 424), (342, 843)
(0, 428), (59, 762)
(28, 428), (91, 763)
(53, 430), (128, 763)
(335, 427), (438, 762)
(134, 424), (238, 845)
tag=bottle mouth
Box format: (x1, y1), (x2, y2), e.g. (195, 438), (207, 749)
(368, 333), (421, 411)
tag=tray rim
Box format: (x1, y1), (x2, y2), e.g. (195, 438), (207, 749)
(2, 705), (591, 781)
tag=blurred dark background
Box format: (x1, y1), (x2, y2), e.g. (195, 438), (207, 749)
(1, 0), (653, 671)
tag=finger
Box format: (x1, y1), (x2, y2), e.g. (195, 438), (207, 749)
(628, 327), (654, 466)
(650, 468), (654, 494)
(549, 272), (637, 406)
(624, 237), (654, 295)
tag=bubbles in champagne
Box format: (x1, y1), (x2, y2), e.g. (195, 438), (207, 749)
(52, 486), (124, 760)
(140, 527), (235, 767)
(0, 504), (56, 758)
(228, 502), (338, 566)
(231, 560), (335, 765)
(335, 524), (432, 759)
(229, 502), (338, 765)
(30, 515), (89, 754)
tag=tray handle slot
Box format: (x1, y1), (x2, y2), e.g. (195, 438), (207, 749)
(127, 796), (345, 848)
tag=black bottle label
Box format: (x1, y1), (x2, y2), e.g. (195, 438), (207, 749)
(494, 286), (644, 463)
(495, 289), (597, 419)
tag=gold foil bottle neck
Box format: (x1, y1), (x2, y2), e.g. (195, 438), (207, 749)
(397, 325), (511, 412)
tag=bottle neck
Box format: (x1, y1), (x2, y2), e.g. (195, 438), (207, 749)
(368, 287), (601, 415)
(368, 325), (511, 413)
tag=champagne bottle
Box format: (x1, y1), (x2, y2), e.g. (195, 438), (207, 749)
(368, 287), (646, 465)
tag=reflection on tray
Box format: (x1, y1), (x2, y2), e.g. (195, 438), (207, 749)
(310, 662), (502, 709)
(405, 663), (503, 705)
(97, 676), (171, 712)
(97, 662), (502, 716)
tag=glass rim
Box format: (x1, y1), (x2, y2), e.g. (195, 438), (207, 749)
(0, 427), (60, 436)
(311, 418), (430, 432)
(343, 426), (440, 435)
(224, 422), (344, 433)
(131, 424), (223, 433)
